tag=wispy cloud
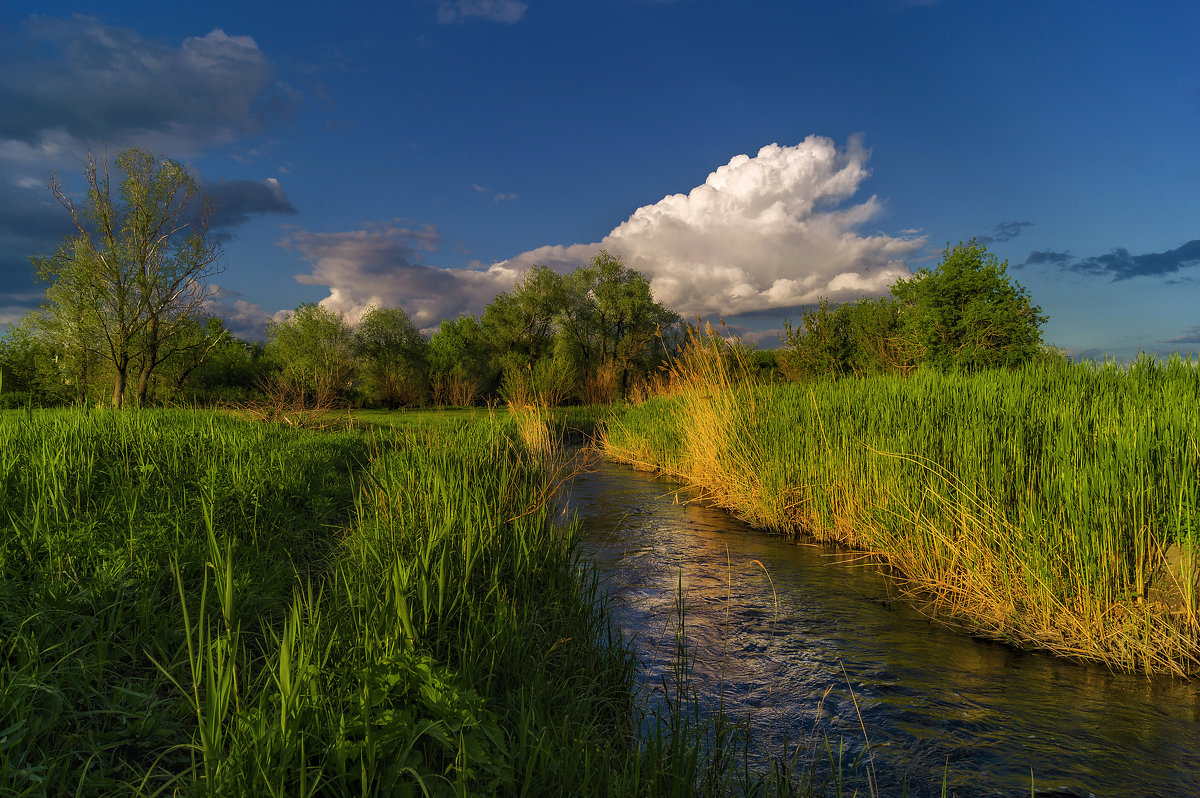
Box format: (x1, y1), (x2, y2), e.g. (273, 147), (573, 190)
(977, 220), (1033, 245)
(203, 176), (299, 235)
(436, 0), (528, 24)
(1022, 250), (1073, 267)
(1163, 325), (1200, 345)
(471, 183), (517, 202)
(1022, 239), (1200, 281)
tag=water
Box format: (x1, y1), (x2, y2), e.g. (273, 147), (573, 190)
(561, 456), (1200, 797)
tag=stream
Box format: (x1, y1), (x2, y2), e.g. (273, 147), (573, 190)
(561, 456), (1200, 797)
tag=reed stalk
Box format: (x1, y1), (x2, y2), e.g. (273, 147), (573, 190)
(604, 338), (1200, 675)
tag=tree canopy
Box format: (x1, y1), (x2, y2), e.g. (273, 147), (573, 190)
(31, 148), (223, 407)
(890, 239), (1047, 371)
(781, 240), (1049, 378)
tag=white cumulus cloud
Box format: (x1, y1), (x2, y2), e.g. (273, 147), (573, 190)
(503, 135), (922, 317)
(281, 136), (923, 331)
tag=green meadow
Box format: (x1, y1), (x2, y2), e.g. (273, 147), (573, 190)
(1, 407), (764, 796)
(604, 344), (1200, 676)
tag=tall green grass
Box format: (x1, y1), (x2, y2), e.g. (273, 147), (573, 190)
(604, 344), (1200, 675)
(0, 407), (752, 795)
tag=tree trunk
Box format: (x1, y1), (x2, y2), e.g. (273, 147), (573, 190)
(111, 363), (126, 408)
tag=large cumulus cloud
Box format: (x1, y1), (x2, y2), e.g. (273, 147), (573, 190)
(506, 135), (921, 316)
(287, 136), (922, 327)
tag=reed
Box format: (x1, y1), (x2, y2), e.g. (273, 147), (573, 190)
(603, 339), (1200, 676)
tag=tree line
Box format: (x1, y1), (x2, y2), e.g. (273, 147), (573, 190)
(0, 149), (1054, 409)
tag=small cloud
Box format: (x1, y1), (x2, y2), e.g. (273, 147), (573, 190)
(492, 192), (517, 202)
(1022, 249), (1073, 268)
(977, 220), (1033, 245)
(436, 0), (528, 24)
(1163, 325), (1200, 345)
(1034, 239), (1200, 281)
(203, 176), (299, 232)
(204, 287), (275, 340)
(471, 183), (489, 193)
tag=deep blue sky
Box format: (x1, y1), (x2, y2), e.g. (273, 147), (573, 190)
(2, 0), (1198, 358)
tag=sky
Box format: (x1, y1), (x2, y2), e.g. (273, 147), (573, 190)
(1, 0), (1198, 359)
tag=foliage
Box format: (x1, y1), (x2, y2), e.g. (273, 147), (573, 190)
(557, 251), (681, 401)
(428, 314), (494, 406)
(480, 253), (680, 405)
(778, 298), (854, 381)
(353, 305), (429, 408)
(890, 238), (1047, 371)
(0, 318), (73, 405)
(178, 319), (269, 405)
(482, 265), (566, 377)
(32, 148), (224, 407)
(265, 302), (356, 405)
(779, 296), (910, 381)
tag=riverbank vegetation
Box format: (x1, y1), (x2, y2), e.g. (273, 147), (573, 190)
(603, 331), (1200, 675)
(4, 407), (777, 795)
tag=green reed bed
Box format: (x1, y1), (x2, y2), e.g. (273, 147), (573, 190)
(603, 355), (1200, 675)
(0, 407), (749, 796)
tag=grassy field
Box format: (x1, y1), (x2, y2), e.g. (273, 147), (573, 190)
(1, 406), (775, 796)
(603, 341), (1200, 676)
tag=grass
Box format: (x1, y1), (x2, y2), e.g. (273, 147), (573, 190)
(602, 335), (1200, 676)
(6, 403), (874, 796)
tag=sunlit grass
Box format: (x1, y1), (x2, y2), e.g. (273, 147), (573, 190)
(0, 407), (729, 795)
(603, 338), (1200, 676)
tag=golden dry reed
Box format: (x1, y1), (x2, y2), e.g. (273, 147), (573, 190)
(604, 331), (1200, 676)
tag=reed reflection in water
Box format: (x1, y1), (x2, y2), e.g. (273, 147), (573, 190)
(562, 457), (1200, 797)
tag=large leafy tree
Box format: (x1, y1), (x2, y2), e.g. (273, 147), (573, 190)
(265, 303), (355, 404)
(779, 296), (910, 381)
(428, 314), (493, 406)
(482, 266), (566, 375)
(32, 149), (223, 407)
(557, 251), (679, 400)
(353, 305), (429, 408)
(890, 239), (1047, 371)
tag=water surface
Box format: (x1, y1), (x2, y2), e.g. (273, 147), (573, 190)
(562, 457), (1200, 797)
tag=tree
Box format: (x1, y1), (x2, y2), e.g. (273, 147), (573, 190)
(482, 266), (566, 374)
(557, 251), (680, 401)
(265, 303), (356, 405)
(177, 319), (267, 404)
(778, 298), (853, 381)
(33, 149), (224, 407)
(353, 305), (429, 408)
(890, 239), (1047, 371)
(428, 314), (494, 406)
